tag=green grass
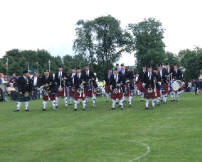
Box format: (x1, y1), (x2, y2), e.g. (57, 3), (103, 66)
(0, 93), (202, 162)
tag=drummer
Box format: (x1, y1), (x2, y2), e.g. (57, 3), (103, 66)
(170, 64), (183, 102)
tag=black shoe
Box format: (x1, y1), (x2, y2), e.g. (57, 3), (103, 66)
(83, 109), (86, 111)
(56, 106), (58, 109)
(25, 109), (29, 112)
(74, 109), (77, 111)
(14, 109), (19, 112)
(145, 107), (149, 110)
(42, 108), (46, 111)
(111, 108), (115, 110)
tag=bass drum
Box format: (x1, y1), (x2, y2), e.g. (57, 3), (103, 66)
(171, 80), (183, 91)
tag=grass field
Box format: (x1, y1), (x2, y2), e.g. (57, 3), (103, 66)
(0, 93), (202, 162)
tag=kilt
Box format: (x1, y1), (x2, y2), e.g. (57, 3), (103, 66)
(136, 82), (144, 92)
(84, 85), (93, 97)
(162, 83), (169, 95)
(17, 92), (31, 102)
(124, 86), (131, 97)
(105, 84), (111, 93)
(74, 90), (86, 100)
(43, 93), (56, 101)
(56, 88), (64, 97)
(144, 88), (157, 99)
(69, 87), (75, 97)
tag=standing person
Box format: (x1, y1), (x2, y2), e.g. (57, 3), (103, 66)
(138, 65), (147, 101)
(170, 64), (183, 101)
(40, 70), (57, 111)
(14, 70), (32, 112)
(82, 64), (96, 107)
(143, 66), (157, 109)
(31, 72), (41, 100)
(194, 79), (200, 95)
(115, 64), (121, 72)
(104, 69), (112, 102)
(68, 68), (76, 105)
(110, 68), (124, 110)
(73, 67), (86, 111)
(55, 65), (68, 108)
(9, 73), (18, 88)
(120, 65), (133, 107)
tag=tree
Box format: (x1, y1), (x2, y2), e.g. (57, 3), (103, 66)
(129, 18), (165, 69)
(73, 15), (130, 79)
(164, 51), (180, 66)
(179, 48), (202, 81)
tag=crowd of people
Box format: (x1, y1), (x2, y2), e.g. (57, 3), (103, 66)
(0, 63), (200, 112)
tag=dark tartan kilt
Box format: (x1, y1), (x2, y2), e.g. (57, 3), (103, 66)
(56, 88), (64, 97)
(84, 86), (93, 97)
(162, 83), (169, 95)
(136, 82), (144, 92)
(105, 84), (111, 93)
(69, 87), (75, 97)
(17, 92), (31, 102)
(144, 88), (157, 99)
(157, 88), (161, 97)
(111, 90), (123, 100)
(74, 90), (86, 100)
(179, 84), (185, 91)
(43, 93), (56, 101)
(124, 86), (131, 97)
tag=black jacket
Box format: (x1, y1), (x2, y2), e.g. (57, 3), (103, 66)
(17, 76), (32, 93)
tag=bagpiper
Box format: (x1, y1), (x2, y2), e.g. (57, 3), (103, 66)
(14, 70), (32, 112)
(55, 65), (68, 108)
(82, 65), (97, 107)
(110, 68), (124, 110)
(40, 70), (57, 111)
(143, 66), (158, 109)
(104, 69), (112, 102)
(73, 67), (86, 111)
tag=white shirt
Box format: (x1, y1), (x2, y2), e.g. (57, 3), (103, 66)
(86, 70), (89, 76)
(33, 76), (37, 86)
(58, 71), (62, 78)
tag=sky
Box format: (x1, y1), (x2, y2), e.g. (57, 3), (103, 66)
(0, 0), (202, 65)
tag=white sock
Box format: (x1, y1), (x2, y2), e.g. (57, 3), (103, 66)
(25, 102), (29, 110)
(119, 99), (123, 108)
(152, 99), (155, 107)
(92, 95), (96, 107)
(106, 93), (109, 101)
(69, 97), (72, 104)
(78, 99), (81, 104)
(64, 97), (68, 106)
(170, 92), (174, 100)
(112, 99), (116, 108)
(56, 97), (59, 106)
(43, 101), (47, 109)
(74, 100), (78, 110)
(52, 101), (56, 110)
(145, 99), (149, 108)
(82, 100), (86, 109)
(16, 102), (21, 110)
(128, 96), (132, 105)
(163, 95), (167, 103)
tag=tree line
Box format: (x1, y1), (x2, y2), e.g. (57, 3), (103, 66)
(0, 15), (202, 81)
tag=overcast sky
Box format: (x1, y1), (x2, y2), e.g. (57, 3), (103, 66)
(0, 0), (202, 65)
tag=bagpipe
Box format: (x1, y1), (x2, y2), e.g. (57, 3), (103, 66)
(85, 78), (100, 94)
(111, 82), (123, 95)
(40, 83), (51, 97)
